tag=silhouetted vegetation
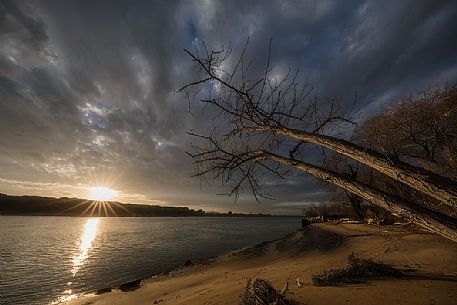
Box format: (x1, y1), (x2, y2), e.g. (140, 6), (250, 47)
(0, 193), (271, 217)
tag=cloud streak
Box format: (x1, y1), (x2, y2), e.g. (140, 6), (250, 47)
(0, 0), (456, 214)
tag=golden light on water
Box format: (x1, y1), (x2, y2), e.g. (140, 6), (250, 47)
(52, 219), (100, 304)
(71, 218), (99, 275)
(88, 186), (118, 201)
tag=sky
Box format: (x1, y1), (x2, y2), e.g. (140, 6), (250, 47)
(1, 0), (456, 214)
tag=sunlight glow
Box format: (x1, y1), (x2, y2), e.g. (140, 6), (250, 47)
(88, 186), (117, 201)
(51, 219), (100, 304)
(71, 219), (99, 275)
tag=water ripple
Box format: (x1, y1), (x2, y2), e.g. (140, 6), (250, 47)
(1, 216), (300, 305)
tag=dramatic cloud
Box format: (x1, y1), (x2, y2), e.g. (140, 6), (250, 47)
(1, 0), (456, 214)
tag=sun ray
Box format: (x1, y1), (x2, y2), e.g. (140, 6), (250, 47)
(80, 201), (96, 217)
(105, 201), (118, 217)
(62, 199), (91, 214)
(88, 201), (99, 217)
(97, 201), (102, 216)
(111, 201), (133, 216)
(101, 201), (109, 217)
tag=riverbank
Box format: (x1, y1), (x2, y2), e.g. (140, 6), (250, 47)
(65, 223), (457, 305)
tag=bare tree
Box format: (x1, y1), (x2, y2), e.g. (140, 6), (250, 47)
(179, 42), (457, 242)
(323, 87), (457, 220)
(356, 86), (457, 180)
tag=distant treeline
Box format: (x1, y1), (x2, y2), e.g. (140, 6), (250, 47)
(0, 193), (271, 217)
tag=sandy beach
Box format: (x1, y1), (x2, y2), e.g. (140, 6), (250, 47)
(66, 223), (457, 305)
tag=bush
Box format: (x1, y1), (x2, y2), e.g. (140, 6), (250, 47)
(312, 253), (402, 286)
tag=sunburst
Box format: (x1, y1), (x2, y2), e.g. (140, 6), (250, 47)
(88, 186), (117, 201)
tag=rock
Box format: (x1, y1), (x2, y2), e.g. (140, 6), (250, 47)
(119, 279), (142, 292)
(182, 259), (193, 267)
(301, 218), (311, 228)
(95, 286), (111, 295)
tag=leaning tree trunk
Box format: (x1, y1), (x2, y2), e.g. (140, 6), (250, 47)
(261, 151), (457, 243)
(348, 195), (365, 221)
(268, 127), (457, 210)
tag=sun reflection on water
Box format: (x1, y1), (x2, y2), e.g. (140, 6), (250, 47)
(51, 218), (99, 304)
(71, 219), (99, 275)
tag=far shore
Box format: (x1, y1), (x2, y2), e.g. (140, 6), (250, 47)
(65, 222), (457, 305)
(0, 193), (282, 217)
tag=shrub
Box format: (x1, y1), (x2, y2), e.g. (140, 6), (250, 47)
(312, 253), (402, 286)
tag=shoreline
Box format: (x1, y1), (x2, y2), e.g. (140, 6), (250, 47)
(65, 223), (457, 305)
(76, 231), (298, 297)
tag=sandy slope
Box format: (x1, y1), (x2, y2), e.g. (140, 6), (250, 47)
(66, 223), (457, 305)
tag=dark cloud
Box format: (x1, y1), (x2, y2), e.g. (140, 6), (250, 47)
(0, 0), (52, 76)
(0, 0), (456, 213)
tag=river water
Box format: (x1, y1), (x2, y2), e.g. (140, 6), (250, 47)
(1, 216), (300, 305)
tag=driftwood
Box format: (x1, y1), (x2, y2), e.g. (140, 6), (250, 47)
(239, 278), (296, 305)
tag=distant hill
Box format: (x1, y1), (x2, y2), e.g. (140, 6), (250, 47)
(0, 193), (271, 217)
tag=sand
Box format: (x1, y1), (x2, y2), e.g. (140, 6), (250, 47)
(65, 223), (457, 305)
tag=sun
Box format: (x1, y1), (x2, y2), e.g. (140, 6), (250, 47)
(88, 186), (118, 201)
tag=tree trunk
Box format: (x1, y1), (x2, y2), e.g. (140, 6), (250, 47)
(270, 127), (457, 210)
(348, 195), (365, 221)
(261, 151), (457, 243)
